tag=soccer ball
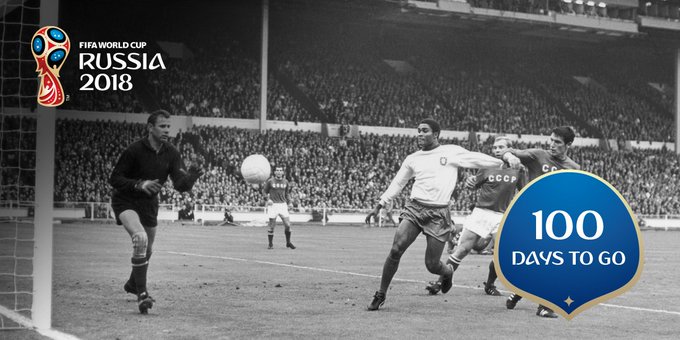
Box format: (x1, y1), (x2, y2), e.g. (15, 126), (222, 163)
(240, 154), (271, 184)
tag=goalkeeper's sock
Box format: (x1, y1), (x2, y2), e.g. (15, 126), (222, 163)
(127, 271), (135, 286)
(128, 252), (152, 286)
(487, 260), (497, 285)
(131, 257), (148, 294)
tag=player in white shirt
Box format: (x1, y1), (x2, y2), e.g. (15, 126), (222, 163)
(426, 136), (524, 297)
(365, 119), (505, 311)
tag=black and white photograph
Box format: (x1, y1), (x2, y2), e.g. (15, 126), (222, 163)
(1, 0), (680, 338)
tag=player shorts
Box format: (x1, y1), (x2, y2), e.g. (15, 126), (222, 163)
(111, 194), (159, 228)
(267, 202), (290, 219)
(465, 207), (503, 238)
(399, 199), (452, 242)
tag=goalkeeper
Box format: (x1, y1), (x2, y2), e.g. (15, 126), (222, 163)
(109, 110), (203, 314)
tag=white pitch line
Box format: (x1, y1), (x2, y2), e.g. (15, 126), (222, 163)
(599, 303), (680, 316)
(167, 251), (425, 284)
(168, 251), (680, 317)
(0, 305), (81, 340)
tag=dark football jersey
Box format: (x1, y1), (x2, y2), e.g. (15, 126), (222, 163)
(471, 167), (524, 213)
(263, 177), (289, 203)
(518, 149), (580, 181)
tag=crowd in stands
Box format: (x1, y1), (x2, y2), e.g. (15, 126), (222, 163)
(4, 1), (677, 145)
(10, 119), (671, 217)
(514, 50), (675, 142)
(640, 0), (680, 20)
(137, 22), (680, 142)
(2, 116), (680, 216)
(412, 51), (588, 137)
(147, 43), (260, 118)
(550, 77), (670, 142)
(59, 72), (145, 113)
(5, 10), (664, 144)
(53, 119), (146, 204)
(571, 146), (680, 215)
(274, 23), (596, 137)
(275, 25), (448, 128)
(593, 47), (676, 129)
(468, 0), (547, 14)
(146, 37), (313, 122)
(466, 0), (638, 21)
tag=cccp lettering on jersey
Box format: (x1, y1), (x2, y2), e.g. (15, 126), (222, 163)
(487, 174), (517, 183)
(542, 164), (558, 173)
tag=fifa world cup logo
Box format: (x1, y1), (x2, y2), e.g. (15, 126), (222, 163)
(31, 26), (70, 107)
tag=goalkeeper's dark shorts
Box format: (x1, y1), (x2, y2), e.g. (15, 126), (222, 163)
(399, 199), (452, 243)
(111, 194), (159, 228)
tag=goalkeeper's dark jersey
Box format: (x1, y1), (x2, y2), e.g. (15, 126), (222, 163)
(110, 138), (197, 201)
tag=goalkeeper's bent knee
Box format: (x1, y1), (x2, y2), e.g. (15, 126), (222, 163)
(132, 231), (148, 258)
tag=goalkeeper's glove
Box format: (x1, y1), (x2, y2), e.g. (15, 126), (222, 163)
(188, 164), (204, 179)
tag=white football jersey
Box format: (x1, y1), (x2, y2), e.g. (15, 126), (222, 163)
(379, 144), (502, 207)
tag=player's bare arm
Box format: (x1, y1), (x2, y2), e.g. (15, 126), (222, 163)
(365, 203), (383, 224)
(367, 158), (413, 225)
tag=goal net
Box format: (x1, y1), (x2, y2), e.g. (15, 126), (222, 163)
(1, 0), (56, 332)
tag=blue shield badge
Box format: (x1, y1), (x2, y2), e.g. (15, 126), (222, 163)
(495, 170), (643, 320)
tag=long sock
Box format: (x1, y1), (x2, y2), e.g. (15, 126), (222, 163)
(131, 257), (148, 295)
(285, 230), (291, 244)
(268, 234), (273, 246)
(129, 252), (153, 286)
(379, 256), (400, 293)
(447, 254), (462, 271)
(487, 260), (497, 285)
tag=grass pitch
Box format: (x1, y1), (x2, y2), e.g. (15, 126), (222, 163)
(3, 222), (680, 339)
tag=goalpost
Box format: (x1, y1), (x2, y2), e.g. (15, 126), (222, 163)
(0, 0), (57, 334)
(33, 0), (58, 330)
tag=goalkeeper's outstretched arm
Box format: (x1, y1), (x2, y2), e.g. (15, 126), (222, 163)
(171, 154), (204, 192)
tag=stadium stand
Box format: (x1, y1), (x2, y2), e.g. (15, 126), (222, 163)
(35, 119), (680, 216)
(54, 12), (676, 143)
